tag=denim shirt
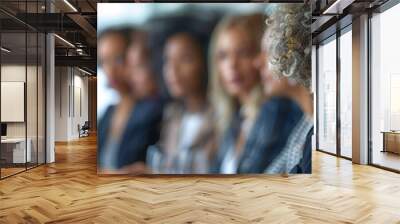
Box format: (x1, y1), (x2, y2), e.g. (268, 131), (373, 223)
(211, 97), (312, 174)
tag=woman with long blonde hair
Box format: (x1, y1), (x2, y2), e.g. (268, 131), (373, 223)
(209, 13), (265, 174)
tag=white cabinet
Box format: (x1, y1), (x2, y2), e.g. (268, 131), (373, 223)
(1, 138), (32, 163)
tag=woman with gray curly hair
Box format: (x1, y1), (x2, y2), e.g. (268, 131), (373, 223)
(254, 3), (313, 174)
(232, 3), (313, 174)
(261, 3), (313, 117)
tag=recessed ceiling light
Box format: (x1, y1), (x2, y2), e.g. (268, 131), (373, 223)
(63, 0), (78, 12)
(54, 34), (75, 48)
(1, 47), (11, 53)
(78, 67), (93, 76)
(322, 0), (354, 15)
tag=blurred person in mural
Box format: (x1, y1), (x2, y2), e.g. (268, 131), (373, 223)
(97, 27), (162, 174)
(252, 3), (313, 174)
(208, 14), (265, 174)
(146, 32), (216, 174)
(126, 30), (160, 102)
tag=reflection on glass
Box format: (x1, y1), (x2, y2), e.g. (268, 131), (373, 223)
(0, 1), (47, 179)
(1, 31), (27, 177)
(38, 33), (46, 165)
(340, 29), (352, 158)
(27, 31), (38, 169)
(318, 37), (337, 154)
(371, 3), (400, 171)
(390, 75), (400, 130)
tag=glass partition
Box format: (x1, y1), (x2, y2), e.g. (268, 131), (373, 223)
(339, 28), (352, 158)
(0, 1), (46, 179)
(1, 30), (28, 177)
(317, 36), (337, 154)
(27, 30), (38, 169)
(371, 3), (400, 171)
(38, 32), (45, 165)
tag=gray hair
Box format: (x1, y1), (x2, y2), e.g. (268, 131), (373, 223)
(263, 3), (312, 88)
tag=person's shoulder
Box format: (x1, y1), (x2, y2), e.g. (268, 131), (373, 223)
(133, 97), (164, 122)
(139, 97), (164, 112)
(263, 96), (293, 107)
(260, 96), (289, 114)
(261, 96), (302, 113)
(258, 96), (304, 125)
(98, 105), (116, 137)
(100, 105), (116, 121)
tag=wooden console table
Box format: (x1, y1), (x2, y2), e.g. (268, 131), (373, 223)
(381, 131), (400, 154)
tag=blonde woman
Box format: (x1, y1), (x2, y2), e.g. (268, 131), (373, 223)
(209, 14), (265, 174)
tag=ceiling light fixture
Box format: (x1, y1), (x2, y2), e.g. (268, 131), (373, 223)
(63, 0), (78, 12)
(78, 67), (93, 76)
(323, 0), (341, 14)
(323, 0), (354, 15)
(1, 47), (11, 53)
(54, 34), (75, 48)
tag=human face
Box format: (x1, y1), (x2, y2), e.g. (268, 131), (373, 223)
(216, 27), (260, 101)
(126, 43), (157, 99)
(256, 38), (290, 97)
(163, 34), (205, 99)
(98, 33), (128, 93)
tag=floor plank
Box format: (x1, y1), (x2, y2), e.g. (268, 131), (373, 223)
(0, 135), (400, 223)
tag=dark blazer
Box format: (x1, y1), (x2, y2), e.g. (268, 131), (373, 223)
(98, 97), (163, 169)
(211, 97), (312, 174)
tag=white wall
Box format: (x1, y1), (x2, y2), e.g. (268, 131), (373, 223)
(1, 65), (26, 137)
(55, 66), (68, 141)
(72, 72), (89, 138)
(1, 65), (39, 138)
(1, 64), (46, 164)
(55, 67), (89, 141)
(1, 82), (25, 122)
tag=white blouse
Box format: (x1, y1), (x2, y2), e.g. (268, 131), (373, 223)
(220, 105), (257, 174)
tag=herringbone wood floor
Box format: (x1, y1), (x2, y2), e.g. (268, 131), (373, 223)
(1, 135), (400, 224)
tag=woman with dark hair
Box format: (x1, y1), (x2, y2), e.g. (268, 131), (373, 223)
(97, 27), (162, 174)
(146, 32), (216, 174)
(126, 30), (160, 101)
